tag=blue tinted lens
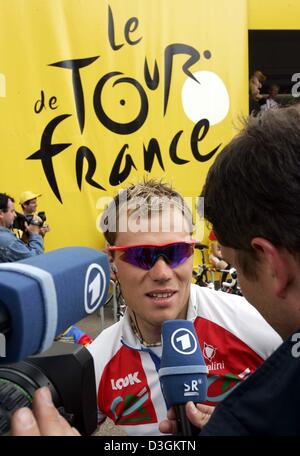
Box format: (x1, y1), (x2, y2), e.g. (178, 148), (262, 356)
(120, 243), (194, 270)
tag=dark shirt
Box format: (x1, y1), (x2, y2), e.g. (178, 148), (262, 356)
(201, 328), (300, 435)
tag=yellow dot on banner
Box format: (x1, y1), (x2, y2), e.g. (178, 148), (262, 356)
(181, 71), (230, 126)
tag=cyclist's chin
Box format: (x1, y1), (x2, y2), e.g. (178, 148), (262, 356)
(148, 302), (187, 322)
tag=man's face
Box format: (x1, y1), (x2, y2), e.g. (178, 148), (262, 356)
(112, 208), (193, 332)
(0, 199), (16, 228)
(220, 245), (278, 332)
(23, 198), (37, 214)
(269, 86), (279, 98)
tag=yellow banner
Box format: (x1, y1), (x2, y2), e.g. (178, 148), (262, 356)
(0, 0), (248, 250)
(248, 0), (300, 29)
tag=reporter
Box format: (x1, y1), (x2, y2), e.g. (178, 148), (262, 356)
(162, 105), (300, 436)
(10, 387), (80, 436)
(197, 105), (300, 435)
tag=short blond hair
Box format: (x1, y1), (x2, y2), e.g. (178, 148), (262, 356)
(100, 179), (194, 245)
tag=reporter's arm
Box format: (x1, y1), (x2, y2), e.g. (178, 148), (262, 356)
(159, 402), (214, 435)
(10, 387), (80, 436)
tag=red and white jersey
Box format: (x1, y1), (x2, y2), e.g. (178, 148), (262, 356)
(88, 284), (282, 436)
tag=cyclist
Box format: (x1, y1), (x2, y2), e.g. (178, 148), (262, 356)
(88, 179), (281, 435)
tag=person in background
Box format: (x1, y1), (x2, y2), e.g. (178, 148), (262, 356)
(249, 70), (267, 115)
(19, 190), (50, 238)
(260, 84), (280, 112)
(0, 193), (44, 262)
(249, 70), (266, 102)
(20, 190), (41, 217)
(208, 230), (228, 270)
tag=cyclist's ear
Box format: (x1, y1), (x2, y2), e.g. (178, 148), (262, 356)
(103, 244), (115, 264)
(110, 263), (118, 274)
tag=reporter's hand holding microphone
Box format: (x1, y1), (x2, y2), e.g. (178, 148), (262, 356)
(158, 320), (210, 436)
(159, 401), (214, 435)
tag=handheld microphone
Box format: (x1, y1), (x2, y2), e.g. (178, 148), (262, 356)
(159, 320), (208, 436)
(0, 247), (110, 363)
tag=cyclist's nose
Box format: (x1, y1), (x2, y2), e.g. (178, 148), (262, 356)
(148, 256), (172, 281)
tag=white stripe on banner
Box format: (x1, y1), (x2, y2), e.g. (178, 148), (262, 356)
(0, 263), (58, 352)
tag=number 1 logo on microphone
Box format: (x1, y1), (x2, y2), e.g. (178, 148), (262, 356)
(171, 328), (198, 355)
(84, 263), (107, 313)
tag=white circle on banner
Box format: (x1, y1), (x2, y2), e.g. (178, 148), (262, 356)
(181, 71), (230, 125)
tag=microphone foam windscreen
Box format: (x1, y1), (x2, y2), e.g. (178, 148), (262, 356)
(159, 320), (208, 407)
(0, 247), (110, 363)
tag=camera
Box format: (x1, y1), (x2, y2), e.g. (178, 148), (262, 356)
(13, 211), (47, 231)
(0, 246), (110, 437)
(0, 296), (97, 436)
(0, 341), (97, 436)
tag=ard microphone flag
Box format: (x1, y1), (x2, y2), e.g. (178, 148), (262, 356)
(0, 247), (110, 363)
(159, 320), (208, 435)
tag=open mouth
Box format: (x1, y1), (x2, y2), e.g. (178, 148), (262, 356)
(146, 291), (176, 300)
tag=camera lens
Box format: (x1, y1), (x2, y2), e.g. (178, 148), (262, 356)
(0, 343), (97, 435)
(0, 362), (60, 435)
(0, 380), (31, 434)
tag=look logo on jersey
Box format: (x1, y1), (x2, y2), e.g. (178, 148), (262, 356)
(98, 346), (157, 425)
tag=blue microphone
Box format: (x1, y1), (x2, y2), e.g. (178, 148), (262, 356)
(159, 320), (208, 435)
(0, 247), (110, 363)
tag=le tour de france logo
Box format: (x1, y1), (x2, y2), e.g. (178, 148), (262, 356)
(27, 4), (230, 204)
(171, 328), (198, 355)
(84, 263), (107, 313)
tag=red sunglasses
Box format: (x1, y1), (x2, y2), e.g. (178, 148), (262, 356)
(107, 241), (196, 270)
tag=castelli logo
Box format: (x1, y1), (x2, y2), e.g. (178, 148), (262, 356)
(203, 342), (217, 361)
